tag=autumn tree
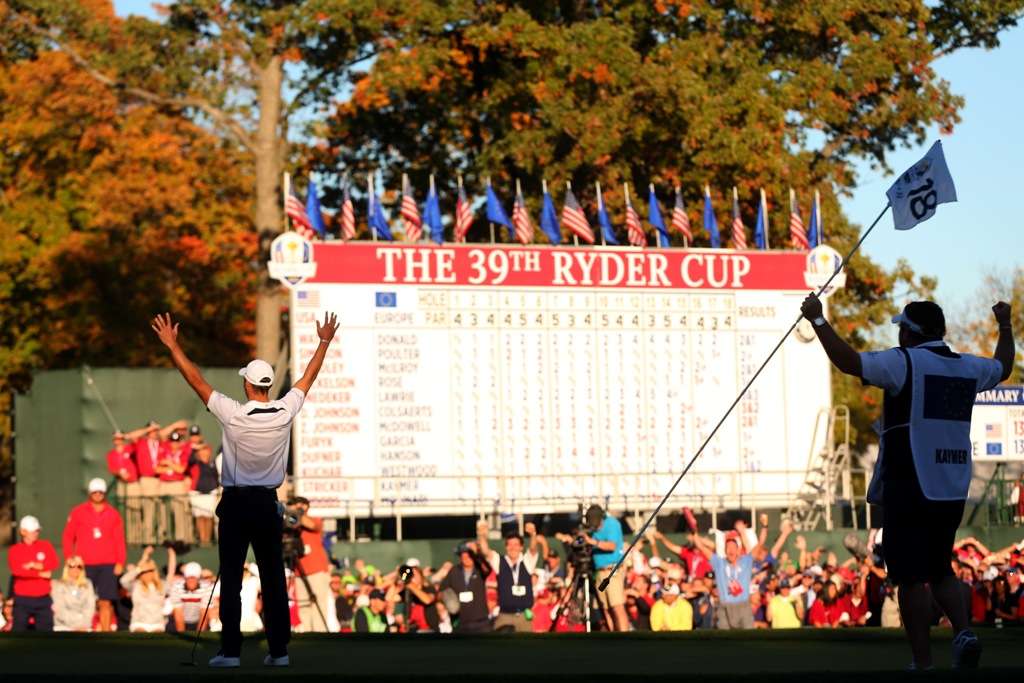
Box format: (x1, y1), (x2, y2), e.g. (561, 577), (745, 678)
(948, 267), (1024, 381)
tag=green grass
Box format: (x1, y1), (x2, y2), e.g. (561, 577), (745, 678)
(1, 628), (1022, 681)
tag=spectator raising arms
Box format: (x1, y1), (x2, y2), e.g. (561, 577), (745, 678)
(8, 515), (59, 632)
(51, 556), (96, 632)
(120, 545), (176, 633)
(62, 478), (126, 633)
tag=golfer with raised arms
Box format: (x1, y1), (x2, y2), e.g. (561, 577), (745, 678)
(800, 294), (1014, 671)
(151, 311), (338, 668)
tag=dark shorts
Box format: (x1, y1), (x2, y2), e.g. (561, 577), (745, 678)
(882, 474), (963, 585)
(86, 563), (119, 601)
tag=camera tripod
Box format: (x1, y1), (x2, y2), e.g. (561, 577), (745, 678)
(287, 552), (329, 632)
(547, 564), (594, 633)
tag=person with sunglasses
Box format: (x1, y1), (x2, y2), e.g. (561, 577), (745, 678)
(51, 555), (96, 632)
(120, 545), (177, 632)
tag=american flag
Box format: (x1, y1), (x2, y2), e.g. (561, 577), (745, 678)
(401, 174), (422, 242)
(625, 187), (645, 247)
(296, 290), (320, 308)
(731, 189), (747, 249)
(672, 187), (693, 242)
(986, 423), (1002, 438)
(340, 183), (356, 241)
(454, 181), (473, 242)
(511, 186), (534, 244)
(561, 185), (595, 244)
(789, 190), (809, 250)
(285, 189), (316, 240)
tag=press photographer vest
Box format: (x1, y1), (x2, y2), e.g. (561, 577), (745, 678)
(875, 343), (986, 502)
(497, 556), (533, 612)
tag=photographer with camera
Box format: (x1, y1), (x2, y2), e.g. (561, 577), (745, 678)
(388, 560), (439, 633)
(286, 497), (336, 633)
(563, 505), (629, 632)
(438, 541), (492, 633)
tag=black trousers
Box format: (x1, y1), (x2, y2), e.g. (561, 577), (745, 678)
(217, 487), (289, 657)
(13, 595), (53, 631)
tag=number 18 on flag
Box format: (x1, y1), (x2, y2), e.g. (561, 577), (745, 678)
(886, 140), (957, 230)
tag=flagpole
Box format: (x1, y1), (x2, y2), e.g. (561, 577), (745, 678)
(761, 188), (770, 250)
(567, 181), (579, 247)
(598, 200), (893, 593)
(815, 188), (822, 246)
(732, 185), (739, 248)
(596, 181), (607, 247)
(369, 174), (377, 243)
(430, 173), (438, 244)
(282, 172), (291, 232)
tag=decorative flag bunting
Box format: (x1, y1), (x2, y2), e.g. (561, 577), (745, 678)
(511, 179), (535, 244)
(562, 182), (595, 244)
(485, 179), (513, 241)
(624, 184), (645, 247)
(284, 173), (316, 240)
(671, 186), (693, 243)
(789, 188), (809, 250)
(886, 140), (957, 231)
(648, 184), (670, 248)
(424, 175), (443, 244)
(807, 189), (822, 248)
(703, 185), (721, 248)
(596, 181), (619, 246)
(540, 180), (562, 245)
(400, 173), (422, 242)
(367, 174), (394, 241)
(339, 179), (356, 241)
(305, 178), (327, 238)
(454, 176), (474, 243)
(753, 188), (768, 250)
(731, 187), (747, 250)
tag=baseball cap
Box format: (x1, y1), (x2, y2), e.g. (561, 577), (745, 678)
(188, 424), (201, 435)
(19, 515), (40, 532)
(183, 562), (202, 579)
(369, 589), (386, 601)
(169, 431), (182, 442)
(892, 301), (945, 338)
(663, 584), (681, 596)
(779, 577), (792, 589)
(146, 420), (159, 431)
(406, 558), (421, 568)
(88, 478), (107, 494)
(239, 359), (274, 387)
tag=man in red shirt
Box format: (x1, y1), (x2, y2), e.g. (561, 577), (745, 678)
(62, 478), (126, 632)
(160, 431), (192, 542)
(291, 497), (335, 632)
(7, 515), (58, 631)
(134, 421), (168, 543)
(105, 431), (141, 544)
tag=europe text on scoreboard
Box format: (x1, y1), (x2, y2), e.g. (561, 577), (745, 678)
(970, 386), (1024, 462)
(289, 243), (835, 517)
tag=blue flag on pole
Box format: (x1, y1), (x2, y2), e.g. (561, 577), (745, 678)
(540, 187), (561, 245)
(368, 179), (393, 241)
(648, 185), (670, 248)
(597, 184), (619, 245)
(305, 179), (327, 237)
(703, 186), (721, 248)
(754, 190), (768, 250)
(485, 182), (513, 241)
(424, 183), (444, 244)
(807, 190), (822, 247)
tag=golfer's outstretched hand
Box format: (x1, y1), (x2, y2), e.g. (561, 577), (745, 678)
(993, 301), (1012, 326)
(151, 313), (179, 348)
(316, 311), (340, 343)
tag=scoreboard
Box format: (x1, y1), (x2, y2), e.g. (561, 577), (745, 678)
(970, 386), (1024, 462)
(289, 242), (834, 517)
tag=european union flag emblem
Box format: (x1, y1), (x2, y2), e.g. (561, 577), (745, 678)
(375, 292), (397, 308)
(986, 442), (1003, 456)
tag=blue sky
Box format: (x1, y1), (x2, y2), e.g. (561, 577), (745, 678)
(114, 2), (1021, 308)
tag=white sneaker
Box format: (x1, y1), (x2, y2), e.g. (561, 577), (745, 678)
(264, 654), (290, 667)
(952, 629), (982, 669)
(208, 653), (241, 668)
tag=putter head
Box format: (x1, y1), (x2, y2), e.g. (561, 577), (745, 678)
(598, 577), (610, 592)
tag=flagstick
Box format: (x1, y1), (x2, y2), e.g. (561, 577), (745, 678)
(369, 174), (377, 243)
(761, 188), (770, 250)
(596, 181), (607, 247)
(598, 202), (893, 592)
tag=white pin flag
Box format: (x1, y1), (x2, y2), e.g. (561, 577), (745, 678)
(886, 140), (957, 230)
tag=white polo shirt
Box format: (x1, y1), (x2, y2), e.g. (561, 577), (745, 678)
(207, 388), (306, 487)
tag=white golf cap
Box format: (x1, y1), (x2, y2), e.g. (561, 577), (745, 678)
(664, 583), (681, 596)
(406, 558), (421, 568)
(183, 562), (202, 579)
(239, 359), (274, 387)
(88, 478), (107, 494)
(19, 515), (41, 532)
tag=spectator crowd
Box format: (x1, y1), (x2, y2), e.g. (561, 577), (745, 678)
(5, 490), (1024, 634)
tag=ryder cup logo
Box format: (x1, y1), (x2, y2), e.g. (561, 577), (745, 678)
(268, 232), (317, 287)
(803, 244), (846, 298)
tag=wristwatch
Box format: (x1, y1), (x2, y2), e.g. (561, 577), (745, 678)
(812, 316), (827, 327)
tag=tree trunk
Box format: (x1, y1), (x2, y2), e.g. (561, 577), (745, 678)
(254, 56), (285, 363)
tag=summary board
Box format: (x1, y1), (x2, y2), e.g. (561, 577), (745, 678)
(971, 385), (1024, 462)
(289, 242), (836, 516)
